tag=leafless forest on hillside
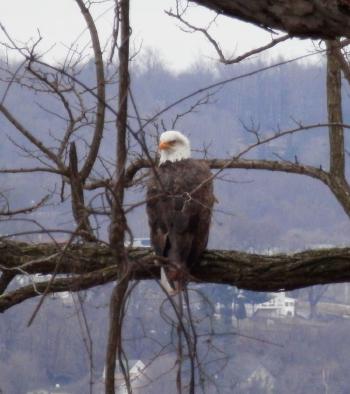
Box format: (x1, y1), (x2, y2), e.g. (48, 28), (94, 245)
(2, 1), (350, 393)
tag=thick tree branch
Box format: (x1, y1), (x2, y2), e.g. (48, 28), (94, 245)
(323, 40), (350, 218)
(2, 241), (350, 313)
(0, 266), (119, 313)
(123, 158), (330, 187)
(191, 0), (350, 38)
(208, 158), (330, 183)
(0, 271), (16, 294)
(69, 142), (96, 241)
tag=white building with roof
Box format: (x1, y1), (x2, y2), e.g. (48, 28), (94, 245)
(243, 292), (296, 318)
(255, 292), (295, 317)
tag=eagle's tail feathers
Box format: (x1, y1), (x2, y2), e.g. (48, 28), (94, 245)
(160, 267), (179, 296)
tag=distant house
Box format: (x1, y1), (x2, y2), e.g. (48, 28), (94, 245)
(223, 353), (276, 394)
(247, 292), (296, 318)
(124, 238), (151, 248)
(129, 360), (146, 377)
(239, 365), (275, 394)
(97, 354), (182, 393)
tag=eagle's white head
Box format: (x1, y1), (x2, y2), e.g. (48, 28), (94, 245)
(158, 130), (191, 165)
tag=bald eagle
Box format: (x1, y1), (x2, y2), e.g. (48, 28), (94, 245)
(146, 131), (215, 294)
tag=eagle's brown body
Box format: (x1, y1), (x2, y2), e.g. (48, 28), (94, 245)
(146, 159), (214, 286)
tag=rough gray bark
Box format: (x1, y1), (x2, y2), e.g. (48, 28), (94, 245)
(191, 0), (350, 38)
(69, 142), (96, 242)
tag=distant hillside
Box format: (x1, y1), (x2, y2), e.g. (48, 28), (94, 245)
(1, 56), (350, 251)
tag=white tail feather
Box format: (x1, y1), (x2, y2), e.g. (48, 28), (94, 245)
(160, 267), (178, 296)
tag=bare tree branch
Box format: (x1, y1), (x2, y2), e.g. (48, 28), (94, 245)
(75, 0), (106, 182)
(166, 3), (290, 64)
(0, 195), (50, 217)
(0, 103), (65, 172)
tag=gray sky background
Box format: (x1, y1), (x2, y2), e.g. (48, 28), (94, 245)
(1, 0), (316, 71)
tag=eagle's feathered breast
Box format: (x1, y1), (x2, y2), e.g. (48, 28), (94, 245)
(146, 158), (214, 284)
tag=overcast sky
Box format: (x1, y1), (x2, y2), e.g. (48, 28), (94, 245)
(1, 0), (315, 72)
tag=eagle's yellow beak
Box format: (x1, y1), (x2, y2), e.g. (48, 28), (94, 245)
(159, 141), (172, 150)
